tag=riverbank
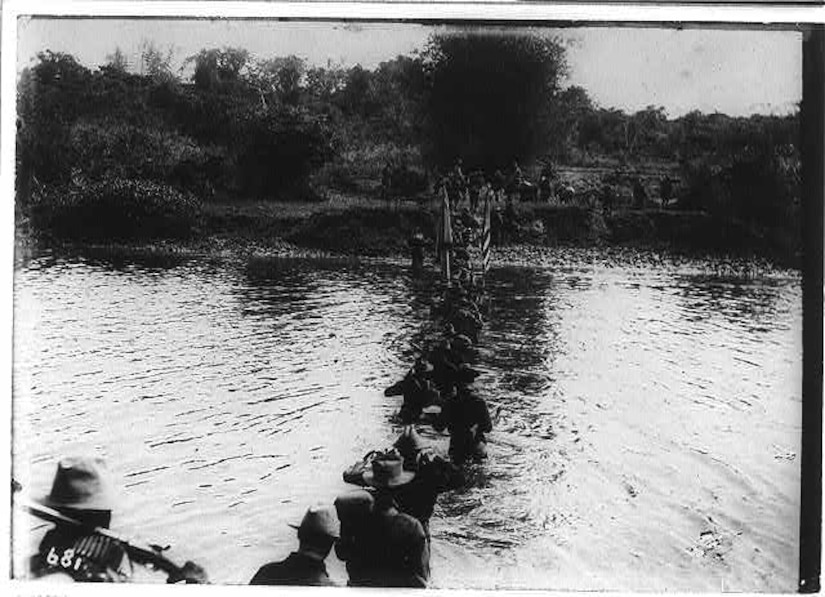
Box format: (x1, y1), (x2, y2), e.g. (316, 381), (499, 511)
(16, 191), (801, 269)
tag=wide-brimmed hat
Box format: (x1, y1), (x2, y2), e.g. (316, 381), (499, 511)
(362, 453), (415, 488)
(289, 506), (340, 539)
(41, 457), (114, 511)
(393, 426), (426, 460)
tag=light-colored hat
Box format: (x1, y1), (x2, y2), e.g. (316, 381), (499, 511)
(289, 506), (340, 539)
(362, 453), (415, 488)
(41, 457), (114, 511)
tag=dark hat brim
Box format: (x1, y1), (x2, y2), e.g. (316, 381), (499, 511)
(39, 493), (114, 512)
(362, 469), (415, 488)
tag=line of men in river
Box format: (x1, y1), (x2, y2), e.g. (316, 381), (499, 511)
(27, 233), (493, 588)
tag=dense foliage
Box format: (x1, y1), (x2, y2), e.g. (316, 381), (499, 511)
(420, 32), (567, 170)
(30, 177), (202, 241)
(16, 34), (800, 250)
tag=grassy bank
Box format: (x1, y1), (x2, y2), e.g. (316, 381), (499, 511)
(18, 182), (800, 268)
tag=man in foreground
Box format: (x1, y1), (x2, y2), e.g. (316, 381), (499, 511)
(28, 456), (207, 584)
(336, 451), (430, 587)
(250, 506), (340, 586)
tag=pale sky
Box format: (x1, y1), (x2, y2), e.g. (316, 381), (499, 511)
(17, 18), (802, 117)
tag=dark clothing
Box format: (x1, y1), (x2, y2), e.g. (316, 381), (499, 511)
(250, 552), (334, 586)
(435, 389), (493, 464)
(428, 347), (461, 395)
(386, 368), (438, 423)
(399, 376), (439, 423)
(342, 453), (460, 536)
(30, 529), (132, 582)
(393, 455), (462, 535)
(540, 162), (557, 182)
(507, 166), (524, 195)
(339, 504), (429, 588)
(468, 171), (485, 210)
(632, 179), (648, 207)
(393, 483), (437, 538)
(492, 170), (506, 192)
(659, 177), (673, 208)
(409, 234), (425, 271)
(448, 309), (482, 343)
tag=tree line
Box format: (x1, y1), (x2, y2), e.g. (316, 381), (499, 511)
(15, 31), (800, 246)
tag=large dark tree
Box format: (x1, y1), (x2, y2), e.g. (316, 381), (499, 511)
(420, 31), (567, 170)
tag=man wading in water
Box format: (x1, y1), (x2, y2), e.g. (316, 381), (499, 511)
(391, 426), (464, 538)
(435, 365), (493, 464)
(335, 451), (430, 587)
(250, 506), (340, 586)
(343, 427), (463, 539)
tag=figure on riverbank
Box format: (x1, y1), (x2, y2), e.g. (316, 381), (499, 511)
(336, 452), (430, 588)
(506, 160), (524, 202)
(434, 369), (493, 465)
(659, 175), (674, 209)
(250, 506), (340, 586)
(468, 169), (485, 211)
(501, 197), (519, 242)
(409, 228), (426, 272)
(29, 457), (208, 584)
(632, 177), (648, 208)
(492, 169), (506, 202)
(602, 182), (617, 216)
(381, 159), (394, 202)
(539, 161), (557, 203)
(446, 159), (468, 206)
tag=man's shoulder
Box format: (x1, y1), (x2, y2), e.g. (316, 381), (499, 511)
(386, 509), (426, 539)
(250, 555), (305, 584)
(250, 559), (289, 583)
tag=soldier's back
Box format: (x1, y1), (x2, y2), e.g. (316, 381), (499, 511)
(349, 508), (429, 588)
(250, 552), (334, 586)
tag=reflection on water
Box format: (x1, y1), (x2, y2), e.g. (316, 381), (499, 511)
(12, 248), (802, 590)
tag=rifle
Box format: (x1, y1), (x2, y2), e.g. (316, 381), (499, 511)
(13, 483), (189, 580)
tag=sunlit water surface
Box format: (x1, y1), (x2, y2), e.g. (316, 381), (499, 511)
(12, 247), (801, 590)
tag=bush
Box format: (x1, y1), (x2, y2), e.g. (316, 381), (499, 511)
(678, 159), (730, 212)
(678, 145), (801, 257)
(31, 178), (202, 240)
(234, 106), (334, 199)
(70, 119), (216, 183)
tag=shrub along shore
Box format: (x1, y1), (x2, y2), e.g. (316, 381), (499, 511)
(16, 186), (802, 270)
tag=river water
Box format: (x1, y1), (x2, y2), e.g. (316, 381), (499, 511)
(12, 247), (801, 590)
